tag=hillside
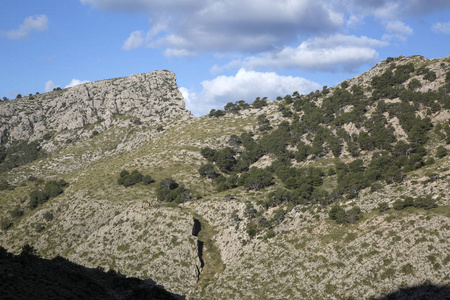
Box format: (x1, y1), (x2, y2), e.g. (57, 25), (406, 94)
(1, 55), (449, 299)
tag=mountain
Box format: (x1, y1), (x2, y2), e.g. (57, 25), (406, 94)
(0, 55), (449, 299)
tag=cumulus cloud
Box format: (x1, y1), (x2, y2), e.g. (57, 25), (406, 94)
(433, 22), (450, 34)
(216, 35), (387, 73)
(340, 0), (450, 19)
(65, 79), (91, 88)
(1, 15), (48, 40)
(45, 80), (58, 92)
(181, 69), (321, 116)
(83, 0), (343, 55)
(122, 30), (145, 50)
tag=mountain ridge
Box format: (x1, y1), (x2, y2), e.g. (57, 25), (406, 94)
(1, 55), (449, 299)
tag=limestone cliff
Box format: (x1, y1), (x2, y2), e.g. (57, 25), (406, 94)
(0, 70), (192, 147)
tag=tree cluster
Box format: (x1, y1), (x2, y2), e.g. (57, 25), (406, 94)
(156, 178), (192, 203)
(117, 169), (154, 187)
(29, 179), (68, 210)
(328, 205), (362, 224)
(0, 141), (45, 172)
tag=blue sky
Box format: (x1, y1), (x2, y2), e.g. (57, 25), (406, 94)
(1, 0), (449, 116)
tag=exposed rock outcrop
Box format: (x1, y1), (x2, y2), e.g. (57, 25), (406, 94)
(0, 70), (192, 148)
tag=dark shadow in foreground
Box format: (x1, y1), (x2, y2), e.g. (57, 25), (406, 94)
(0, 245), (185, 300)
(375, 283), (450, 300)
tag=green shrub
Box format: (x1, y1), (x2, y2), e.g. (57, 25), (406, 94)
(237, 167), (273, 191)
(200, 147), (217, 162)
(142, 175), (154, 185)
(117, 169), (149, 187)
(35, 224), (45, 233)
(156, 178), (191, 203)
(29, 190), (49, 209)
(198, 164), (218, 179)
(1, 218), (12, 231)
(252, 97), (268, 108)
(393, 199), (405, 210)
(413, 195), (437, 209)
(9, 206), (23, 218)
(119, 169), (129, 178)
(329, 205), (345, 220)
(246, 222), (258, 238)
(436, 146), (447, 158)
(44, 181), (63, 198)
(377, 202), (390, 212)
(329, 205), (362, 224)
(264, 229), (276, 239)
(43, 212), (53, 221)
(0, 179), (14, 191)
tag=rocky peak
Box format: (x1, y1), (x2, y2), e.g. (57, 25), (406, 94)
(0, 70), (192, 146)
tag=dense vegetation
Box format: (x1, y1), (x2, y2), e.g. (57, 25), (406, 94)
(199, 59), (448, 236)
(0, 140), (45, 172)
(117, 169), (154, 187)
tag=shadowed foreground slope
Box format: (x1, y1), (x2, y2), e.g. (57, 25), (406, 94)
(0, 246), (182, 300)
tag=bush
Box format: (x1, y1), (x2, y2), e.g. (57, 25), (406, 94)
(213, 147), (237, 172)
(1, 218), (12, 231)
(346, 206), (362, 223)
(377, 202), (390, 212)
(29, 190), (49, 209)
(253, 97), (268, 108)
(0, 179), (14, 191)
(413, 195), (437, 209)
(9, 206), (23, 218)
(209, 109), (225, 117)
(43, 211), (53, 221)
(35, 224), (45, 233)
(117, 169), (148, 187)
(200, 147), (217, 162)
(329, 205), (345, 220)
(198, 164), (218, 179)
(436, 146), (447, 158)
(44, 181), (63, 198)
(142, 175), (154, 185)
(393, 199), (405, 210)
(329, 205), (362, 224)
(28, 176), (37, 182)
(120, 169), (129, 177)
(156, 178), (191, 203)
(237, 167), (274, 191)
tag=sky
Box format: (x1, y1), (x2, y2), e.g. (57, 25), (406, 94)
(1, 1), (449, 116)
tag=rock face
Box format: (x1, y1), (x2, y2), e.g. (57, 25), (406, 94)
(0, 70), (191, 146)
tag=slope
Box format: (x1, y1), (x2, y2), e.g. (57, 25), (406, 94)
(1, 55), (449, 299)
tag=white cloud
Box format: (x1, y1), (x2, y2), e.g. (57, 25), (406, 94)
(65, 79), (90, 88)
(218, 35), (387, 73)
(45, 80), (58, 92)
(122, 30), (145, 50)
(182, 69), (321, 116)
(433, 22), (450, 34)
(382, 21), (413, 41)
(1, 15), (48, 40)
(83, 0), (344, 55)
(341, 0), (450, 19)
